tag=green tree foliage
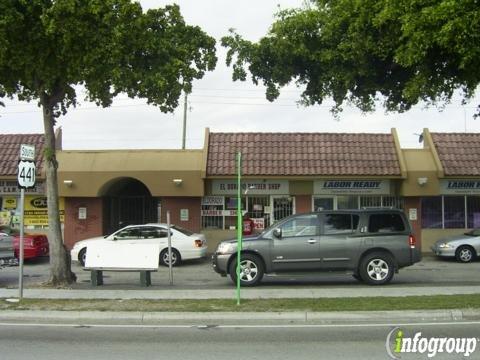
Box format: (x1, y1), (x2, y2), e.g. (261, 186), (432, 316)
(222, 0), (480, 116)
(0, 0), (216, 285)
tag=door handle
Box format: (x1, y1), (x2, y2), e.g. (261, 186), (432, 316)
(308, 239), (317, 244)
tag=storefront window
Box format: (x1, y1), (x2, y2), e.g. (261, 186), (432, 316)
(443, 196), (466, 228)
(360, 196), (382, 208)
(337, 196), (358, 210)
(382, 196), (404, 209)
(467, 196), (480, 228)
(247, 196), (270, 230)
(201, 196), (224, 230)
(421, 197), (443, 228)
(313, 197), (334, 211)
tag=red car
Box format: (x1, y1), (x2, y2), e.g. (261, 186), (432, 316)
(13, 234), (49, 260)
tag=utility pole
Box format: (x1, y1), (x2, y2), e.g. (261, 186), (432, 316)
(182, 92), (188, 149)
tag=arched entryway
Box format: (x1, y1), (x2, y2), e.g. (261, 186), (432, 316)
(100, 177), (158, 234)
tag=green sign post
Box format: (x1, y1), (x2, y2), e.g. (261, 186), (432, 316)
(236, 152), (243, 305)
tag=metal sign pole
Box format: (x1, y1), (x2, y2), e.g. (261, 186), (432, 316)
(167, 211), (173, 285)
(18, 188), (25, 299)
(236, 152), (242, 305)
(17, 144), (35, 300)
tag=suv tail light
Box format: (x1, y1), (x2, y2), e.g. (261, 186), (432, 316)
(409, 234), (416, 248)
(194, 239), (203, 248)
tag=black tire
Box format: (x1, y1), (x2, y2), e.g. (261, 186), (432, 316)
(229, 253), (264, 287)
(78, 248), (87, 267)
(359, 252), (395, 285)
(352, 274), (362, 282)
(455, 246), (476, 263)
(159, 248), (181, 267)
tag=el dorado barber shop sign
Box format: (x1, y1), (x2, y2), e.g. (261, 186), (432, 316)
(212, 180), (289, 195)
(441, 180), (480, 195)
(314, 180), (391, 195)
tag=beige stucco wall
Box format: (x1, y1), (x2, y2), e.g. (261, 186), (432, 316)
(400, 149), (441, 196)
(57, 150), (205, 197)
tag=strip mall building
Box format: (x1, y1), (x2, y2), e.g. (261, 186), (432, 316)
(2, 128), (480, 253)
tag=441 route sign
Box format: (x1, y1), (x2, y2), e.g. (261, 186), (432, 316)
(17, 160), (36, 188)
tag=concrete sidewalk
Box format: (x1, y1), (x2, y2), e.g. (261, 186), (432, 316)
(1, 285), (480, 300)
(1, 308), (480, 325)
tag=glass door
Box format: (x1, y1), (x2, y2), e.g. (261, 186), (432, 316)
(272, 196), (295, 224)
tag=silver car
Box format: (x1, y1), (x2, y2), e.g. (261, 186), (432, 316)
(431, 229), (480, 263)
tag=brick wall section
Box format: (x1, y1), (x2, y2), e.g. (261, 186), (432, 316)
(404, 197), (422, 250)
(295, 195), (312, 213)
(64, 197), (103, 250)
(161, 197), (201, 233)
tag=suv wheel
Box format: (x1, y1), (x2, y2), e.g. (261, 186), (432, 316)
(229, 253), (264, 287)
(359, 252), (394, 285)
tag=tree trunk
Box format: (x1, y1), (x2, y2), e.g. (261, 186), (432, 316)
(41, 96), (76, 286)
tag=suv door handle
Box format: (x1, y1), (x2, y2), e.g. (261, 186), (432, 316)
(308, 239), (317, 244)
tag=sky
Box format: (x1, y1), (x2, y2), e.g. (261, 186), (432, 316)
(1, 0), (479, 150)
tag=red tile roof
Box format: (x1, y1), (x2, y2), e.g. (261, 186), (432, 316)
(207, 132), (402, 176)
(431, 133), (480, 176)
(0, 134), (45, 176)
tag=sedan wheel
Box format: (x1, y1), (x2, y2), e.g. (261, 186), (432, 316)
(456, 246), (475, 263)
(78, 248), (87, 267)
(160, 248), (181, 267)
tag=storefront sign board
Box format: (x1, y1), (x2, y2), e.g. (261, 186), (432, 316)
(440, 180), (480, 195)
(201, 196), (224, 206)
(23, 196), (65, 226)
(314, 180), (391, 195)
(212, 180), (289, 195)
(0, 180), (45, 195)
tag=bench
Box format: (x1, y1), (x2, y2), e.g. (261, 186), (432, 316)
(86, 268), (157, 287)
(83, 242), (162, 287)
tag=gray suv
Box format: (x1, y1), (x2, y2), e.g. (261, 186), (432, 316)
(212, 209), (421, 286)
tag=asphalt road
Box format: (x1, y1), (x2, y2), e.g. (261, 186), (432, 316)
(1, 321), (479, 360)
(1, 255), (480, 290)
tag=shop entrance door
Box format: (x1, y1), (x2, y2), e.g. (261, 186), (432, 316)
(118, 196), (145, 228)
(272, 196), (295, 224)
(101, 178), (158, 235)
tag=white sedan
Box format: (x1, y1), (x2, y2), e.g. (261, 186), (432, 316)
(70, 224), (207, 267)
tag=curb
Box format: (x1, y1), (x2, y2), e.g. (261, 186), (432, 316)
(2, 286), (480, 300)
(1, 309), (479, 325)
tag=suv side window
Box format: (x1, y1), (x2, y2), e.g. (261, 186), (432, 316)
(324, 214), (359, 235)
(279, 215), (318, 237)
(368, 213), (405, 233)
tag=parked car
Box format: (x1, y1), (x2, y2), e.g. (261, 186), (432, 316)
(13, 234), (49, 260)
(212, 209), (421, 286)
(431, 229), (480, 263)
(70, 224), (207, 267)
(0, 229), (14, 260)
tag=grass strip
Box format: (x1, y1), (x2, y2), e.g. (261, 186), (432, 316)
(1, 294), (480, 312)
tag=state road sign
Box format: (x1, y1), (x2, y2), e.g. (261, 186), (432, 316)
(20, 144), (35, 161)
(17, 160), (36, 188)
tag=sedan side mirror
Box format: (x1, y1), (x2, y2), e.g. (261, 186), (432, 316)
(273, 228), (282, 239)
